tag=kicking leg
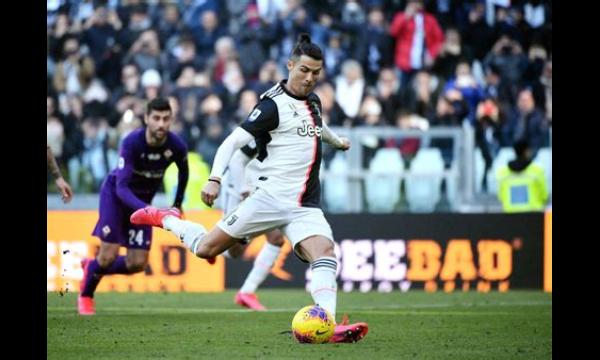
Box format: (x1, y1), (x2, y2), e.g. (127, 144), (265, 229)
(297, 235), (368, 343)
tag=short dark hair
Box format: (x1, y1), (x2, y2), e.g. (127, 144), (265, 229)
(290, 33), (323, 61)
(146, 97), (172, 115)
(513, 139), (530, 158)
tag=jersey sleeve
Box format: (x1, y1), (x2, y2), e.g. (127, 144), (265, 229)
(115, 138), (148, 210)
(240, 97), (279, 138)
(172, 139), (189, 208)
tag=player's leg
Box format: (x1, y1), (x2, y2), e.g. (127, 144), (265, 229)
(223, 241), (246, 259)
(125, 249), (149, 273)
(79, 190), (128, 315)
(283, 209), (368, 343)
(235, 229), (285, 310)
(79, 241), (120, 312)
(131, 189), (286, 259)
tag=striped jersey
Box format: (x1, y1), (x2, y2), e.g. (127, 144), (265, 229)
(240, 80), (323, 208)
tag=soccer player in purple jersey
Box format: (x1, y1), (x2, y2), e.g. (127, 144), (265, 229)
(78, 98), (189, 315)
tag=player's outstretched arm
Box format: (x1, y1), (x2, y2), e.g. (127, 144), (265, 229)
(47, 146), (74, 203)
(201, 128), (255, 206)
(322, 123), (351, 151)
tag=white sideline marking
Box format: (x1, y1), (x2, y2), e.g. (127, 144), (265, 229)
(47, 300), (551, 316)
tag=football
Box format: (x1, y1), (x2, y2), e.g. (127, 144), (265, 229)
(291, 305), (335, 344)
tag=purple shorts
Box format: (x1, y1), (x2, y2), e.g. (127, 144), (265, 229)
(92, 185), (152, 250)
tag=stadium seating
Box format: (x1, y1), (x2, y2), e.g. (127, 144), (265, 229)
(405, 148), (445, 212)
(364, 148), (404, 212)
(324, 152), (351, 212)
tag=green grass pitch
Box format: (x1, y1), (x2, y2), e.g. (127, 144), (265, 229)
(48, 289), (551, 359)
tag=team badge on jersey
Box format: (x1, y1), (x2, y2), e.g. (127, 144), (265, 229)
(227, 214), (239, 226)
(248, 108), (262, 122)
(118, 157), (125, 169)
(164, 149), (173, 159)
(102, 225), (111, 236)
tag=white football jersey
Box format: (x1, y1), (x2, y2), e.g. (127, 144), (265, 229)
(240, 80), (324, 208)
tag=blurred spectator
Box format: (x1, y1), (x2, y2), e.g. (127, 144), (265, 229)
(335, 60), (366, 126)
(214, 60), (246, 116)
(47, 95), (65, 162)
(191, 10), (228, 59)
(156, 3), (184, 48)
(61, 95), (85, 180)
(48, 13), (72, 61)
(399, 70), (440, 120)
(53, 35), (96, 95)
(123, 29), (163, 73)
(386, 109), (429, 164)
(181, 0), (220, 28)
(502, 88), (549, 154)
(431, 27), (473, 81)
(389, 0), (444, 86)
(196, 94), (227, 165)
(310, 13), (334, 49)
(140, 68), (163, 101)
(374, 68), (401, 125)
(78, 117), (118, 190)
(483, 63), (516, 110)
(118, 3), (153, 51)
(208, 36), (238, 83)
(357, 94), (384, 127)
(539, 59), (551, 123)
(357, 94), (386, 167)
(166, 35), (205, 82)
(460, 2), (495, 62)
(110, 63), (143, 112)
(356, 7), (394, 85)
(341, 0), (366, 29)
(314, 81), (345, 127)
(82, 5), (122, 69)
(474, 98), (503, 191)
(429, 89), (468, 167)
(235, 3), (271, 78)
(483, 35), (528, 89)
(322, 32), (347, 80)
(231, 89), (258, 127)
(248, 60), (284, 95)
(442, 60), (485, 123)
(522, 44), (549, 112)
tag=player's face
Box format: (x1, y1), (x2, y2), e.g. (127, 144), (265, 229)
(287, 55), (323, 97)
(144, 110), (172, 142)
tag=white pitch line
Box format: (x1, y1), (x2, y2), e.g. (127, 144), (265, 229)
(47, 300), (551, 315)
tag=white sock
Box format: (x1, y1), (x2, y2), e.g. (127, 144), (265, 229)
(309, 257), (338, 319)
(162, 216), (207, 254)
(240, 242), (281, 293)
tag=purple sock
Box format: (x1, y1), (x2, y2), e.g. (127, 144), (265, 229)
(100, 256), (131, 275)
(81, 256), (131, 298)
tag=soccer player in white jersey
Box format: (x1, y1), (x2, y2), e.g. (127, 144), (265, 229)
(219, 145), (286, 311)
(131, 33), (368, 343)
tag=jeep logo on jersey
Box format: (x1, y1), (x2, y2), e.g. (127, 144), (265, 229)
(248, 108), (261, 122)
(297, 120), (322, 138)
(148, 153), (161, 160)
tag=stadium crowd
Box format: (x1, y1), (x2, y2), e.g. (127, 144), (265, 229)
(47, 0), (552, 193)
